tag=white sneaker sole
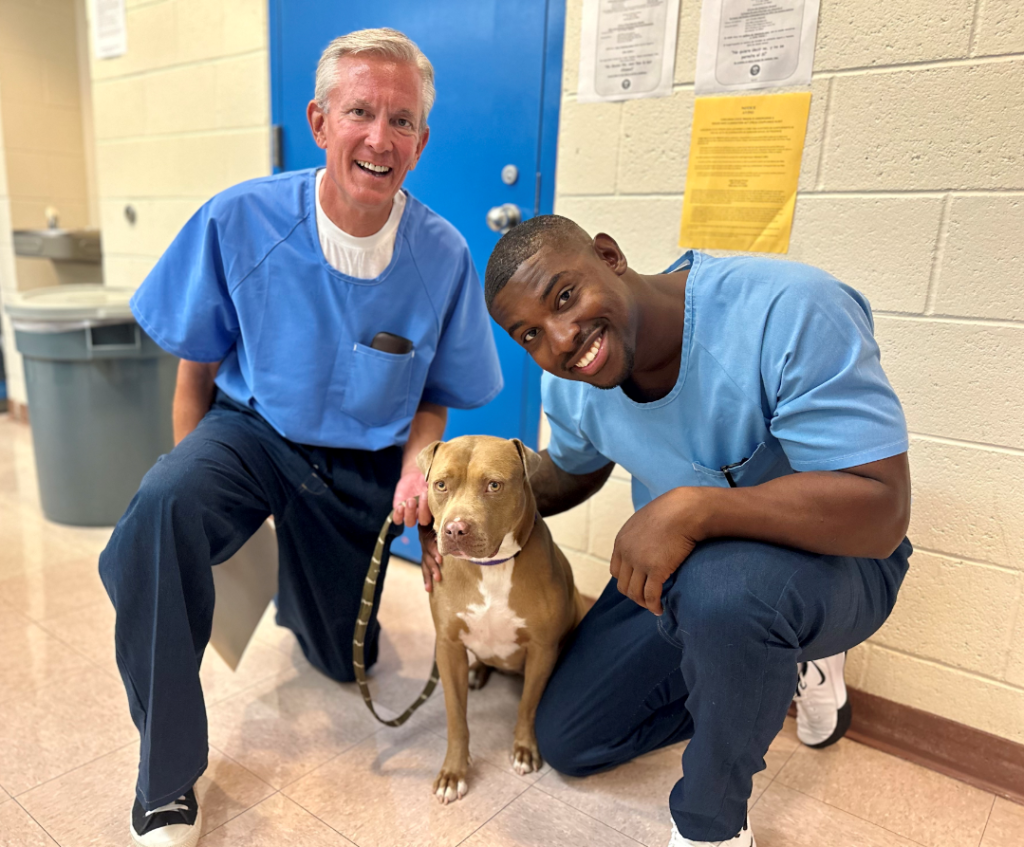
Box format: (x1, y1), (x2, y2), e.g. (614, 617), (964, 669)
(130, 806), (202, 847)
(800, 698), (852, 749)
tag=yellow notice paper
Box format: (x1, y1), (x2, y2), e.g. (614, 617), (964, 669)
(679, 92), (811, 253)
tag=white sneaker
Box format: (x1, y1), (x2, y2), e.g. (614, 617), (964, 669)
(794, 652), (851, 748)
(130, 788), (202, 847)
(668, 817), (756, 846)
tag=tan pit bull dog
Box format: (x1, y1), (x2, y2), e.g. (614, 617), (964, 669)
(417, 435), (586, 804)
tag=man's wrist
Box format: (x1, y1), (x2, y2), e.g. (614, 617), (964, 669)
(668, 486), (717, 543)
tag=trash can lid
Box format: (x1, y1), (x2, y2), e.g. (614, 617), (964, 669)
(4, 284), (135, 323)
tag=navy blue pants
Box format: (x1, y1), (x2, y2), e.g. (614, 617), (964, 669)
(535, 536), (912, 842)
(98, 392), (402, 809)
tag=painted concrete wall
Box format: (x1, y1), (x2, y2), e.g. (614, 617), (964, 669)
(549, 0), (1024, 743)
(86, 0), (271, 292)
(0, 0), (94, 406)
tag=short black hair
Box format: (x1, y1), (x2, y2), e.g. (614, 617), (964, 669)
(484, 215), (591, 309)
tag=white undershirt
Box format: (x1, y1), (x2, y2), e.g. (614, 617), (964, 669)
(315, 168), (406, 279)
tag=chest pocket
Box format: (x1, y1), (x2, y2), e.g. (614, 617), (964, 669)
(344, 343), (415, 426)
(692, 442), (791, 488)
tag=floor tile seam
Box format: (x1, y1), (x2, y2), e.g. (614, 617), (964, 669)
(976, 795), (997, 847)
(0, 551), (106, 579)
(766, 778), (971, 847)
(273, 725), (381, 795)
(207, 742), (278, 794)
(8, 738), (138, 802)
(448, 784), (544, 847)
(33, 611), (123, 681)
(530, 771), (558, 799)
(499, 784), (650, 846)
(271, 788), (360, 846)
(751, 742), (802, 814)
(9, 796), (60, 847)
(199, 788), (285, 842)
(0, 662), (122, 713)
(7, 596), (112, 628)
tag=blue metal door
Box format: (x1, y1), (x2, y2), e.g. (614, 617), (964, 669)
(270, 0), (565, 558)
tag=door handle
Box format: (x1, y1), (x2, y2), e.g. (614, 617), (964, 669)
(486, 203), (522, 234)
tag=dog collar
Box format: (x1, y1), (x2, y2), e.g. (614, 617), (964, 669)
(468, 555), (517, 567)
(463, 513), (539, 567)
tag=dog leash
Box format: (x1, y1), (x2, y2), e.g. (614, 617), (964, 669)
(352, 508), (440, 726)
(353, 507), (538, 726)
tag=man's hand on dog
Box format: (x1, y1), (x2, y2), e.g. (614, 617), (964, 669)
(610, 487), (704, 616)
(392, 471), (443, 592)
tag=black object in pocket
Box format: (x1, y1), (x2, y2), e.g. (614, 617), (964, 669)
(691, 442), (792, 488)
(370, 332), (414, 356)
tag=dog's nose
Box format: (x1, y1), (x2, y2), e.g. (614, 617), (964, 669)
(444, 520), (469, 539)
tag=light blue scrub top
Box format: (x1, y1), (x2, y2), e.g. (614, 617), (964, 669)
(131, 169), (503, 450)
(542, 251), (908, 510)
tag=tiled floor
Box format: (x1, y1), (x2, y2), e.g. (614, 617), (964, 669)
(0, 413), (1020, 847)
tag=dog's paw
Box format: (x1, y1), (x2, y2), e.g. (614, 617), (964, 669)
(511, 741), (542, 776)
(432, 769), (469, 805)
(467, 663), (492, 690)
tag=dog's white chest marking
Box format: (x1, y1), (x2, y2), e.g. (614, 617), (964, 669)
(457, 559), (526, 661)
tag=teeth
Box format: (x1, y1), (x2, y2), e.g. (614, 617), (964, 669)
(575, 336), (602, 369)
(356, 160), (390, 173)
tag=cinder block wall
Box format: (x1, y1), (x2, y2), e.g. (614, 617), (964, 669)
(549, 0), (1024, 743)
(86, 0), (271, 291)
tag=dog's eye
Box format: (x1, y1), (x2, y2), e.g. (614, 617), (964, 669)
(435, 480), (446, 491)
(487, 481), (502, 492)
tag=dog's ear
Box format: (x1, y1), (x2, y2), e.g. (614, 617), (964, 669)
(416, 441), (443, 478)
(512, 439), (544, 480)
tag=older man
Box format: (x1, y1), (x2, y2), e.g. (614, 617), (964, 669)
(99, 29), (501, 847)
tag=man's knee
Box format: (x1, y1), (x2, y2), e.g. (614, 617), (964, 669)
(664, 539), (792, 642)
(535, 688), (601, 778)
(135, 452), (211, 518)
(99, 452), (216, 594)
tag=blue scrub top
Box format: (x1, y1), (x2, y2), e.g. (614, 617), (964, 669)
(542, 251), (909, 511)
(131, 170), (503, 450)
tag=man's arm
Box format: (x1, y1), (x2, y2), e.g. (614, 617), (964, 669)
(695, 453), (910, 559)
(611, 453), (911, 615)
(393, 401), (448, 527)
(531, 450), (615, 518)
(173, 360), (220, 444)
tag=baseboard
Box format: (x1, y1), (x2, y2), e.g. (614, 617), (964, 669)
(5, 398), (29, 424)
(843, 687), (1024, 805)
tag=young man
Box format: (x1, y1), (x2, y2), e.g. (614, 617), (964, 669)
(481, 215), (911, 846)
(99, 29), (501, 847)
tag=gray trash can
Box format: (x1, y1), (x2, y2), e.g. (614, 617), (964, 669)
(5, 285), (177, 526)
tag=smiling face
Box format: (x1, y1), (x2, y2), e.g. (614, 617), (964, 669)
(307, 54), (429, 234)
(489, 235), (639, 389)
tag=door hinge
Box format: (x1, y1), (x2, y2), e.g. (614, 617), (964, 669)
(271, 124), (284, 171)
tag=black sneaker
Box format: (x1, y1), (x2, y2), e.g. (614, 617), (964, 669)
(130, 787), (202, 847)
(794, 652), (852, 748)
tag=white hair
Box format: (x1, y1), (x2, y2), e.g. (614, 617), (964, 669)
(314, 28), (435, 129)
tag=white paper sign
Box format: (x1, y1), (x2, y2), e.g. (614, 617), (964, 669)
(695, 0), (820, 95)
(91, 0), (127, 60)
(578, 0), (682, 103)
